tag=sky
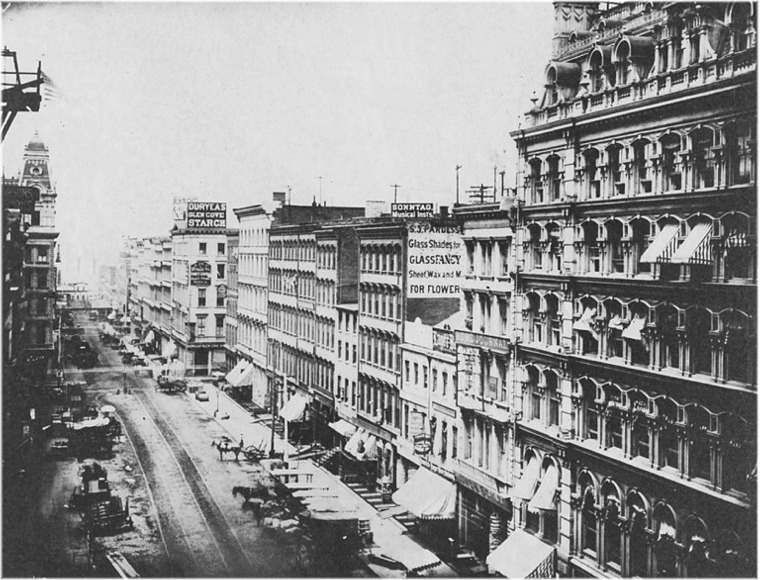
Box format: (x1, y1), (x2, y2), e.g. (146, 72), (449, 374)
(2, 1), (554, 283)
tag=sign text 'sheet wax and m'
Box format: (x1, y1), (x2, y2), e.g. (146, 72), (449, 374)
(407, 220), (463, 298)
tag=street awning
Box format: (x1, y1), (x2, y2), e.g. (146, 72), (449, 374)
(107, 311), (117, 321)
(725, 230), (749, 248)
(487, 529), (555, 578)
(573, 307), (598, 338)
(378, 535), (441, 574)
(511, 455), (540, 501)
(280, 393), (308, 422)
(229, 363), (254, 387)
(527, 463), (559, 513)
(162, 341), (177, 358)
(392, 466), (456, 520)
(354, 434), (379, 461)
(622, 315), (647, 341)
(671, 221), (713, 265)
(329, 419), (356, 438)
(225, 359), (248, 384)
(608, 315), (624, 330)
(640, 222), (679, 263)
(142, 330), (155, 344)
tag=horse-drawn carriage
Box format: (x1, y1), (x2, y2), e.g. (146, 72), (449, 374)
(156, 374), (187, 393)
(211, 436), (275, 462)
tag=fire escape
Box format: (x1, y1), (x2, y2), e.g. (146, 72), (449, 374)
(2, 47), (43, 141)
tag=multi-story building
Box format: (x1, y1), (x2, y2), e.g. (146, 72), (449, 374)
(233, 204), (271, 406)
(170, 202), (232, 376)
(16, 133), (59, 381)
(497, 2), (756, 578)
(224, 229), (240, 375)
(267, 202), (365, 444)
(451, 201), (517, 561)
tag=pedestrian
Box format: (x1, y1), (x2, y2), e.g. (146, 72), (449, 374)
(239, 434), (245, 448)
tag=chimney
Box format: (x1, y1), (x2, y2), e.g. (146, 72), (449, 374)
(552, 1), (598, 57)
(440, 206), (449, 218)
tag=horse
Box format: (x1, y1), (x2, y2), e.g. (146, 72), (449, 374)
(211, 438), (242, 461)
(232, 485), (273, 515)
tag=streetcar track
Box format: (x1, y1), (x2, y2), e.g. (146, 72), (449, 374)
(133, 385), (256, 575)
(130, 387), (231, 574)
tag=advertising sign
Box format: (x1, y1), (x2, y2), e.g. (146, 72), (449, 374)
(392, 202), (434, 219)
(191, 261), (211, 273)
(407, 220), (463, 298)
(3, 185), (39, 213)
(186, 201), (227, 229)
(409, 410), (425, 439)
(190, 274), (211, 287)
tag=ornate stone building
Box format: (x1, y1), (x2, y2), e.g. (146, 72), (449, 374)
(505, 2), (755, 577)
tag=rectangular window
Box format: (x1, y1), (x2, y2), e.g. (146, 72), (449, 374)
(442, 371), (448, 397)
(549, 392), (560, 427)
(587, 408), (599, 441)
(422, 366), (428, 389)
(531, 391), (542, 421)
(196, 315), (207, 336)
(432, 369), (438, 392)
(632, 421), (650, 459)
(198, 288), (206, 307)
(216, 291), (224, 307)
(216, 314), (224, 335)
(37, 272), (47, 289)
(217, 264), (225, 279)
(414, 363), (419, 385)
(218, 243), (225, 255)
(199, 242), (207, 255)
(452, 426), (458, 459)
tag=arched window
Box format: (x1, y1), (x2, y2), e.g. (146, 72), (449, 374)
(658, 305), (681, 371)
(546, 371), (560, 427)
(657, 398), (681, 471)
(653, 504), (678, 577)
(720, 212), (754, 281)
(687, 405), (713, 482)
(575, 298), (599, 356)
(529, 158), (544, 204)
(547, 155), (561, 200)
(588, 50), (605, 93)
(721, 413), (752, 494)
(525, 366), (542, 422)
(603, 384), (625, 452)
(683, 517), (714, 577)
(692, 127), (716, 189)
(630, 391), (652, 460)
(579, 379), (601, 443)
(687, 308), (713, 376)
(630, 218), (653, 275)
(606, 143), (625, 196)
(624, 302), (650, 367)
(660, 133), (683, 192)
(546, 223), (562, 272)
(632, 138), (653, 194)
(601, 482), (622, 570)
(627, 494), (650, 576)
(615, 41), (632, 85)
(720, 310), (753, 383)
(729, 3), (757, 52)
(605, 220), (624, 274)
(579, 475), (598, 556)
(527, 224), (543, 270)
(582, 149), (601, 199)
(604, 300), (624, 358)
(545, 294), (561, 347)
(726, 120), (755, 186)
(581, 221), (602, 274)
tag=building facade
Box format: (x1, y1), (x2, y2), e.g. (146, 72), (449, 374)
(505, 2), (756, 577)
(170, 226), (232, 376)
(233, 205), (270, 406)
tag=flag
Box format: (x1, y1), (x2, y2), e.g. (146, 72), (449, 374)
(41, 71), (62, 103)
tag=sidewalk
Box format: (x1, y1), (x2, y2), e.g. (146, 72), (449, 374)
(189, 383), (458, 577)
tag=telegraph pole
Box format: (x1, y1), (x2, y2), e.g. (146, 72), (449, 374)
(391, 184), (401, 204)
(456, 165), (462, 205)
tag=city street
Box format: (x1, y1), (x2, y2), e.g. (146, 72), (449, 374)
(85, 317), (319, 577)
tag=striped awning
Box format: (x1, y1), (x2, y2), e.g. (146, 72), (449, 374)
(229, 363), (254, 387)
(622, 315), (647, 341)
(573, 307), (598, 338)
(225, 359), (248, 384)
(528, 463), (559, 513)
(512, 455), (541, 501)
(640, 222), (680, 263)
(487, 530), (555, 578)
(279, 393), (308, 422)
(725, 230), (749, 248)
(671, 222), (713, 265)
(392, 467), (456, 520)
(329, 419), (356, 438)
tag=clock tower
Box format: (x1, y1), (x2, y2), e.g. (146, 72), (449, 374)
(19, 131), (57, 229)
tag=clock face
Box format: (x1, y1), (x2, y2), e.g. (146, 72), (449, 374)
(30, 165), (42, 176)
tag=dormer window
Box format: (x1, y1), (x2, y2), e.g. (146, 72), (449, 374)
(588, 50), (605, 92)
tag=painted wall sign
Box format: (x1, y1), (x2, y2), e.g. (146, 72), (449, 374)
(186, 201), (227, 229)
(392, 202), (434, 219)
(407, 220), (463, 298)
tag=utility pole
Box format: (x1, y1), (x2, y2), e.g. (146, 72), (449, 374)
(282, 370), (289, 463)
(318, 176), (323, 204)
(500, 171), (506, 199)
(493, 166), (498, 202)
(466, 184), (494, 204)
(391, 184), (401, 204)
(456, 165), (462, 205)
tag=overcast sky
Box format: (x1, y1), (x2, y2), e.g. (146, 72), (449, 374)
(2, 1), (553, 282)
